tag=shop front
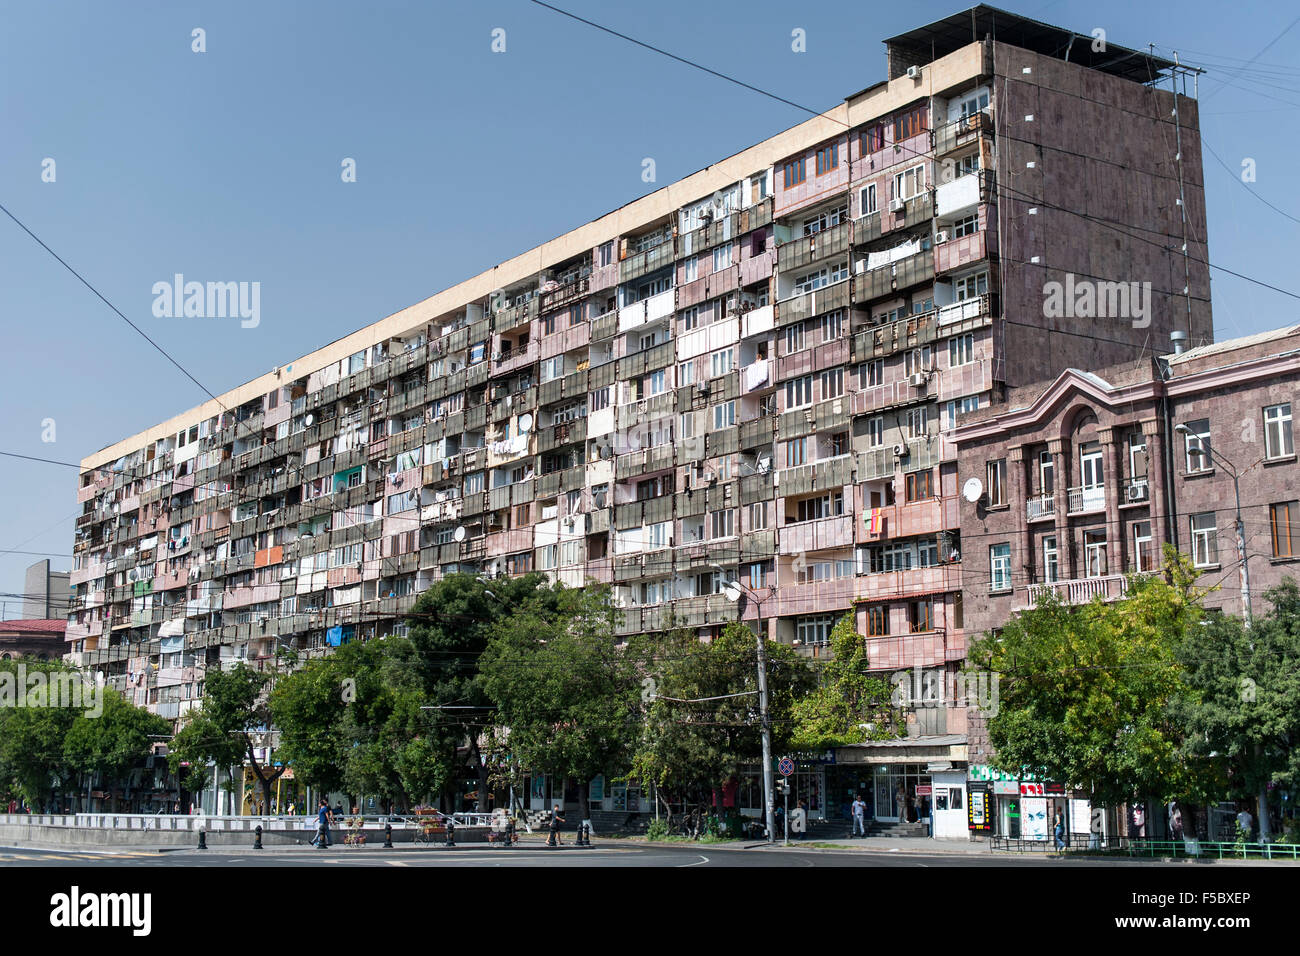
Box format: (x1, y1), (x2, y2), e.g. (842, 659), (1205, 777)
(968, 764), (1101, 844)
(833, 735), (969, 829)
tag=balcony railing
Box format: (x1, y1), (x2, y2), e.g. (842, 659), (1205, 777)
(1024, 574), (1128, 608)
(1026, 493), (1055, 521)
(1067, 485), (1106, 514)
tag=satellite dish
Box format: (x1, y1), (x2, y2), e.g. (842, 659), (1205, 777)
(453, 526), (467, 543)
(304, 413), (314, 426)
(518, 413), (533, 434)
(723, 584), (742, 603)
(962, 477), (984, 503)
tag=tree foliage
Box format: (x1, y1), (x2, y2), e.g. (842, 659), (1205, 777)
(629, 622), (815, 803)
(789, 613), (901, 750)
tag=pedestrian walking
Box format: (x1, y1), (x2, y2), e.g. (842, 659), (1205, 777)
(851, 793), (867, 838)
(313, 798), (333, 847)
(1053, 808), (1065, 851)
(1236, 806), (1254, 840)
(546, 804), (565, 847)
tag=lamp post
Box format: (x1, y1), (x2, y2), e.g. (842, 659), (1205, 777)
(710, 563), (776, 844)
(1174, 423), (1268, 843)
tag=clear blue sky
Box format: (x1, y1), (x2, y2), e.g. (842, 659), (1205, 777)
(1, 0), (1296, 614)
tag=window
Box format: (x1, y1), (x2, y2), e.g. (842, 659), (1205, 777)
(908, 600), (934, 633)
(944, 396), (979, 429)
(860, 123), (885, 153)
(680, 305), (701, 331)
(859, 183), (878, 217)
(1190, 515), (1216, 567)
(1183, 418), (1212, 472)
(990, 543), (1012, 591)
(893, 164), (927, 201)
(749, 502), (767, 530)
(918, 538), (940, 567)
(987, 459), (1007, 507)
(795, 492), (844, 522)
(784, 323), (806, 355)
(904, 346), (932, 377)
(678, 361), (695, 386)
(796, 615), (835, 646)
(959, 90), (990, 118)
(1265, 404), (1294, 460)
(712, 402), (735, 430)
(785, 375), (813, 409)
(710, 348), (734, 378)
(867, 416), (884, 448)
(951, 214), (979, 238)
(815, 143), (839, 175)
(783, 157), (807, 188)
(793, 268), (828, 295)
(540, 356), (564, 382)
(1084, 530), (1108, 577)
(821, 310), (844, 342)
(905, 469), (934, 502)
(645, 369), (667, 396)
(590, 387), (610, 412)
(1042, 536), (1059, 583)
(1132, 522), (1154, 572)
(683, 256), (699, 282)
(1271, 502), (1300, 557)
(713, 244), (732, 272)
(820, 367), (844, 400)
(751, 172), (768, 201)
(954, 271), (988, 300)
(906, 406), (928, 439)
(599, 241), (614, 267)
(865, 605), (889, 636)
(859, 359), (884, 388)
(894, 105), (927, 141)
(786, 436), (808, 468)
(948, 333), (975, 367)
(710, 509), (734, 539)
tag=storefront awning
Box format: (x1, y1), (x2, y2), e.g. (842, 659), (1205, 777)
(834, 734), (967, 765)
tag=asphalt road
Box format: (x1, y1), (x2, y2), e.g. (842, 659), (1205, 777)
(0, 841), (1217, 867)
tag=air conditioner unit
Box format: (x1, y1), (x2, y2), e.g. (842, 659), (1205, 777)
(889, 197), (906, 213)
(893, 443), (909, 458)
(906, 65), (921, 80)
(934, 230), (949, 244)
(1127, 483), (1147, 501)
(696, 381), (709, 395)
(909, 372), (928, 388)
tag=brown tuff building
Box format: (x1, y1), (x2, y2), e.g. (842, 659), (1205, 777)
(955, 326), (1300, 762)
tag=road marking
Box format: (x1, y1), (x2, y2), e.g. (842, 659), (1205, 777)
(386, 860), (409, 866)
(678, 855), (710, 867)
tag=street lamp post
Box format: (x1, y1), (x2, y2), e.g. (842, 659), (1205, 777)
(711, 563), (776, 844)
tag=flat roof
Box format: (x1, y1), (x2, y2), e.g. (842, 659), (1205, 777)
(885, 4), (1179, 85)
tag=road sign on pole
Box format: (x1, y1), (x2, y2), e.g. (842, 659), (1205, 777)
(778, 756), (795, 777)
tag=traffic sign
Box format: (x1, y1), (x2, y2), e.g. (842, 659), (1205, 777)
(777, 756), (795, 777)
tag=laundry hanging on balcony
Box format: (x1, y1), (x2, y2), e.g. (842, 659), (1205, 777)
(862, 238), (922, 272)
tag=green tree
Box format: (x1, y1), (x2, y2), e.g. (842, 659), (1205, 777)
(63, 689), (170, 810)
(481, 584), (639, 813)
(0, 659), (82, 809)
(406, 571), (559, 811)
(967, 550), (1204, 808)
(789, 613), (901, 750)
(168, 662), (284, 813)
(630, 622), (815, 816)
(1172, 579), (1300, 841)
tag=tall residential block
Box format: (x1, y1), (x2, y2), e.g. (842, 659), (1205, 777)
(68, 0), (1209, 791)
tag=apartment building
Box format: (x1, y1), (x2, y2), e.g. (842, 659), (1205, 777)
(955, 325), (1300, 768)
(66, 0), (1209, 797)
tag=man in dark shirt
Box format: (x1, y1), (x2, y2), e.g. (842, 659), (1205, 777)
(546, 804), (565, 847)
(314, 799), (333, 847)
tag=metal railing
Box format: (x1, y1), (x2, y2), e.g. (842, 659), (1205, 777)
(992, 833), (1300, 859)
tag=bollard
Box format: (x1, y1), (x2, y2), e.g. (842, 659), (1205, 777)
(583, 822), (592, 846)
(383, 823), (393, 848)
(254, 825), (263, 850)
(445, 818), (455, 848)
(197, 826), (207, 851)
(574, 822), (584, 847)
